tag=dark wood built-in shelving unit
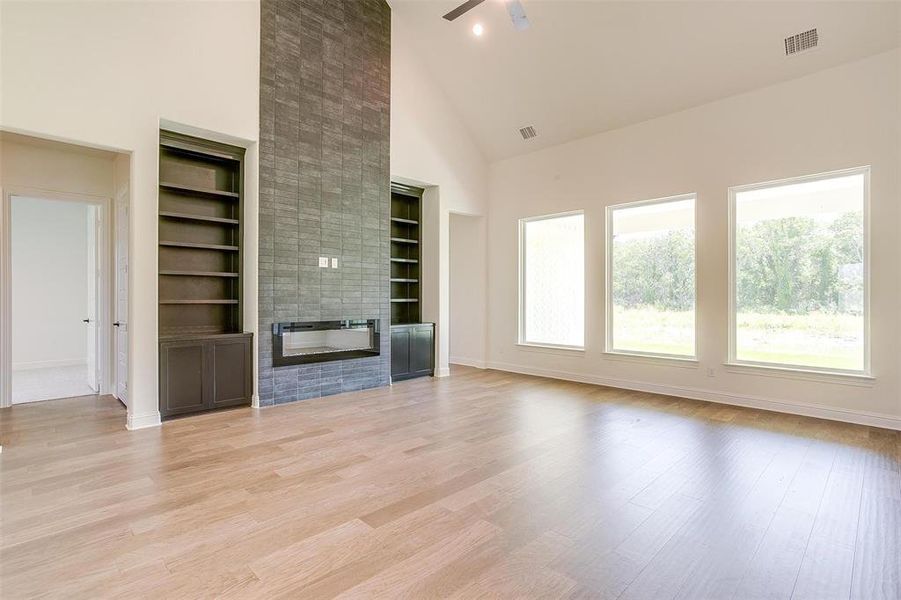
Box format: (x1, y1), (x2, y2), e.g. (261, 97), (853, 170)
(158, 131), (252, 418)
(159, 181), (241, 199)
(160, 211), (241, 225)
(390, 184), (434, 381)
(390, 185), (422, 325)
(159, 241), (240, 251)
(160, 271), (240, 278)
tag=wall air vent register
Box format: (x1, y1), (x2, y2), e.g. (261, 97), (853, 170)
(519, 125), (538, 140)
(785, 28), (818, 56)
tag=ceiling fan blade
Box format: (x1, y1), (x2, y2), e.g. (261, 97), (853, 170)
(505, 0), (530, 30)
(442, 0), (487, 21)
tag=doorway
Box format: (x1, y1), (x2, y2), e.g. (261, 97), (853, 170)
(0, 132), (129, 413)
(8, 196), (106, 403)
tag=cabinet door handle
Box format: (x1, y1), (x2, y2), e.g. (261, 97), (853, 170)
(113, 322), (121, 327)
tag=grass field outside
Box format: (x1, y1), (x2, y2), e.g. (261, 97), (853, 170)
(612, 307), (864, 370)
(611, 307), (695, 357)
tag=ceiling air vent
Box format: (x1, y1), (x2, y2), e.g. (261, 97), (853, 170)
(785, 28), (818, 56)
(519, 125), (538, 140)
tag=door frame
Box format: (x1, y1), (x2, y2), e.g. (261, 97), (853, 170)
(113, 155), (129, 405)
(0, 186), (114, 408)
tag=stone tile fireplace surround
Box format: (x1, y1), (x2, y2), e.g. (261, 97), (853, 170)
(258, 0), (391, 405)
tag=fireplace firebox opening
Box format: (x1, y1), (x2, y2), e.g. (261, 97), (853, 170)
(272, 319), (379, 366)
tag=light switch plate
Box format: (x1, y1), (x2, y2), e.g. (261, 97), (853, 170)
(318, 257), (329, 268)
(331, 258), (339, 269)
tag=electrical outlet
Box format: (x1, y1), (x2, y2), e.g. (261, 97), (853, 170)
(331, 258), (339, 269)
(707, 368), (715, 378)
(318, 257), (329, 268)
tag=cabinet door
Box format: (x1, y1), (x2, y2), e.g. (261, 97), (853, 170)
(410, 325), (434, 375)
(391, 327), (411, 378)
(159, 340), (207, 417)
(210, 336), (252, 408)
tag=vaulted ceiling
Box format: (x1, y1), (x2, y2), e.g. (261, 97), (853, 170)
(392, 1), (901, 160)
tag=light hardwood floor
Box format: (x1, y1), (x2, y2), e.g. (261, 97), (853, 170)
(1, 366), (899, 599)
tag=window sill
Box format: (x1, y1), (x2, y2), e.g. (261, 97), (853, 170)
(603, 351), (699, 368)
(516, 342), (585, 355)
(723, 362), (875, 387)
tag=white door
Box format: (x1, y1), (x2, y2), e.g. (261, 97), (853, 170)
(114, 194), (128, 404)
(85, 206), (100, 392)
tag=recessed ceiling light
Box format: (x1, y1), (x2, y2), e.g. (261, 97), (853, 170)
(472, 23), (484, 37)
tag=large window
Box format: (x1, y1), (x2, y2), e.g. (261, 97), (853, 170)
(730, 168), (868, 373)
(607, 195), (696, 358)
(519, 212), (584, 348)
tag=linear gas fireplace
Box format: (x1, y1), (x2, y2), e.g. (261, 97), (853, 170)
(272, 319), (380, 366)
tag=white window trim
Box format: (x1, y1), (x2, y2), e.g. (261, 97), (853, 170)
(516, 342), (586, 354)
(727, 165), (872, 377)
(602, 350), (699, 369)
(605, 192), (698, 362)
(518, 209), (586, 350)
(723, 361), (874, 387)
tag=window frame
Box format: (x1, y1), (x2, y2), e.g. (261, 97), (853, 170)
(604, 193), (699, 362)
(727, 166), (871, 377)
(517, 209), (586, 351)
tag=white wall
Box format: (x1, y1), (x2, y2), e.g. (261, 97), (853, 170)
(0, 134), (117, 199)
(11, 198), (89, 368)
(449, 213), (487, 367)
(391, 11), (490, 375)
(0, 1), (261, 428)
(391, 12), (488, 216)
(487, 50), (901, 428)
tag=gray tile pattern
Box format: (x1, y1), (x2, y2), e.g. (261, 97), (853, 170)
(258, 0), (391, 406)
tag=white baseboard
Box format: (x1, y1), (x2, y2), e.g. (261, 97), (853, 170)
(126, 410), (161, 430)
(435, 367), (451, 378)
(486, 361), (901, 431)
(251, 393), (260, 408)
(12, 358), (86, 371)
(450, 356), (487, 369)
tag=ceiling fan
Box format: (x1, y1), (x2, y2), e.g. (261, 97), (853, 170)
(442, 0), (530, 31)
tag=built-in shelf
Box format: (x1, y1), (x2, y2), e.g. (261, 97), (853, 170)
(159, 241), (240, 252)
(160, 211), (239, 225)
(158, 130), (250, 420)
(159, 330), (247, 341)
(391, 184), (422, 327)
(160, 299), (239, 305)
(160, 139), (241, 163)
(160, 270), (240, 278)
(160, 181), (239, 199)
(390, 184), (433, 379)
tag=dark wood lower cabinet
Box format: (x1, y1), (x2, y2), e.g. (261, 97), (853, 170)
(210, 336), (254, 409)
(391, 323), (434, 382)
(159, 333), (252, 418)
(159, 340), (206, 416)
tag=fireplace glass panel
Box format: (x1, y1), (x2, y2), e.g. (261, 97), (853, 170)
(272, 319), (379, 366)
(283, 328), (373, 357)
